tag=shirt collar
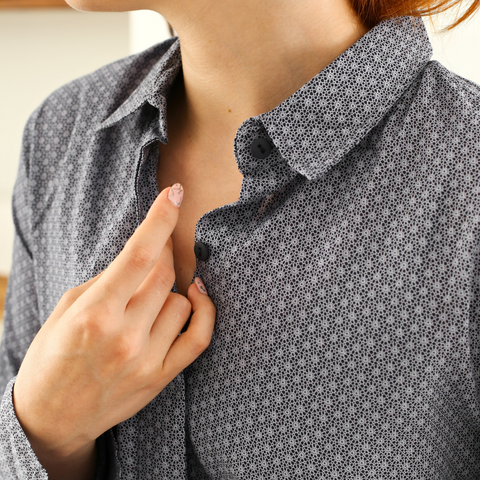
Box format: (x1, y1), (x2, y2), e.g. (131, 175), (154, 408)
(95, 35), (182, 138)
(257, 15), (433, 180)
(96, 15), (433, 181)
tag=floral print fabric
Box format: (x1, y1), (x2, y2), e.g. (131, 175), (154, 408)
(1, 14), (480, 480)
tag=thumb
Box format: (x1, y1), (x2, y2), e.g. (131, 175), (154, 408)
(183, 277), (213, 333)
(162, 277), (216, 377)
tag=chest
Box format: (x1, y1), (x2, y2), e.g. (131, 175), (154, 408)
(156, 142), (244, 297)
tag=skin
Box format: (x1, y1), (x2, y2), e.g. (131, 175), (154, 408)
(71, 0), (370, 299)
(12, 1), (371, 479)
(67, 0), (370, 171)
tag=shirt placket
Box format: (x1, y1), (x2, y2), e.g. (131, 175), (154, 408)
(132, 114), (301, 479)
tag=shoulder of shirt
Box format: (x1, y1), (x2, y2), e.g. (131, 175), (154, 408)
(421, 59), (480, 117)
(24, 36), (177, 138)
(411, 60), (480, 185)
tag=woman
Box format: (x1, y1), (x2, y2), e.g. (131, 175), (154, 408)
(1, 0), (480, 478)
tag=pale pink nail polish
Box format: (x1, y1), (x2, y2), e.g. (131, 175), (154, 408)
(195, 277), (208, 295)
(168, 183), (184, 207)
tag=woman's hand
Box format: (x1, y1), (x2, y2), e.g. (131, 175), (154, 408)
(12, 183), (216, 469)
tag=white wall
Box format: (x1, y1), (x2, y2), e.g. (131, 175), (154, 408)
(425, 10), (480, 85)
(0, 9), (479, 278)
(129, 10), (173, 55)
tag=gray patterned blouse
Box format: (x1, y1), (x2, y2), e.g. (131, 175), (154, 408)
(1, 14), (480, 480)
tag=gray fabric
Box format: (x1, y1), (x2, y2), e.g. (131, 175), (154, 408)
(1, 14), (480, 479)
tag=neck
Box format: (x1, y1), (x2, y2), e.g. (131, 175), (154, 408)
(153, 0), (370, 155)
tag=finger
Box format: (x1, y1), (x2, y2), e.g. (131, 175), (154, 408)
(94, 184), (183, 307)
(160, 278), (216, 382)
(148, 291), (192, 362)
(125, 236), (175, 327)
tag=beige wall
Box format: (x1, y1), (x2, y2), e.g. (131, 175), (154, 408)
(0, 10), (479, 277)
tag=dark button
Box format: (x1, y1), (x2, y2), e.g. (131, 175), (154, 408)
(250, 137), (273, 159)
(194, 241), (210, 261)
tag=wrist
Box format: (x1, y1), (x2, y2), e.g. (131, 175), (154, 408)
(35, 439), (98, 480)
(12, 381), (97, 479)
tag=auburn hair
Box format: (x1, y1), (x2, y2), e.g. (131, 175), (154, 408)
(350, 0), (480, 33)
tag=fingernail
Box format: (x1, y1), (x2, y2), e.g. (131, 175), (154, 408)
(168, 183), (184, 207)
(194, 277), (208, 295)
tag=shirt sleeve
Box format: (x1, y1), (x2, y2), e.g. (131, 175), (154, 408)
(0, 106), (121, 479)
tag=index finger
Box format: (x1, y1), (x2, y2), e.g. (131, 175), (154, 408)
(95, 183), (183, 306)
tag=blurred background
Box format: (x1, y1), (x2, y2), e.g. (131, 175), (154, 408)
(0, 2), (480, 339)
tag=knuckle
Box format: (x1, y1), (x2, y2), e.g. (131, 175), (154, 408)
(170, 293), (192, 317)
(112, 333), (140, 362)
(193, 332), (212, 355)
(81, 300), (116, 326)
(76, 308), (109, 340)
(91, 300), (116, 321)
(128, 244), (156, 271)
(60, 288), (77, 305)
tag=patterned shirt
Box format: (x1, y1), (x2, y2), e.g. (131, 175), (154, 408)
(1, 14), (480, 480)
